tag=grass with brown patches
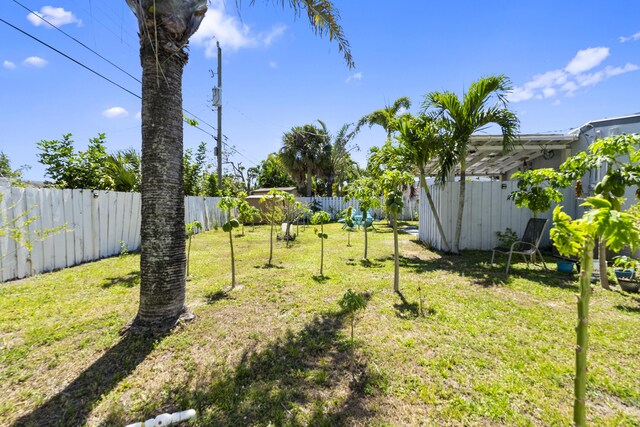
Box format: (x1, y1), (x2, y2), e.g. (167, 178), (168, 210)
(1, 221), (639, 426)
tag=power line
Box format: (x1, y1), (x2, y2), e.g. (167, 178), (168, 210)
(1, 16), (258, 166)
(13, 0), (142, 84)
(0, 17), (141, 99)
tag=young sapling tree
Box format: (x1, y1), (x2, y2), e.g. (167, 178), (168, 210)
(311, 210), (331, 277)
(381, 169), (413, 292)
(342, 205), (355, 246)
(218, 196), (241, 288)
(346, 177), (381, 260)
(259, 189), (285, 266)
(338, 288), (368, 379)
(185, 220), (202, 278)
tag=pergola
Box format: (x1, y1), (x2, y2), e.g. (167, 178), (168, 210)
(423, 134), (579, 177)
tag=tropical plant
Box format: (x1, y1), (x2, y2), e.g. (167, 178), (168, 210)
(256, 153), (295, 189)
(218, 197), (241, 288)
(357, 96), (411, 141)
(423, 75), (519, 253)
(311, 210), (331, 276)
(280, 123), (329, 196)
(346, 176), (381, 260)
(338, 288), (368, 378)
(125, 0), (352, 332)
(315, 121), (360, 196)
(185, 220), (202, 278)
(556, 133), (640, 289)
(508, 168), (563, 218)
(381, 170), (413, 292)
(281, 193), (306, 245)
(342, 205), (355, 246)
(395, 113), (452, 252)
(550, 133), (640, 425)
(260, 189), (285, 266)
(103, 148), (142, 192)
(551, 198), (640, 426)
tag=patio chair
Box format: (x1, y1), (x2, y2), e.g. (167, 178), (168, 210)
(490, 218), (549, 277)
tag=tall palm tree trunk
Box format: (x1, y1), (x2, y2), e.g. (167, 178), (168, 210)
(453, 168), (466, 254)
(419, 175), (451, 253)
(135, 42), (189, 331)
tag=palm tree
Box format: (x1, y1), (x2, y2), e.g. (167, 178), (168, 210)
(396, 114), (451, 253)
(357, 96), (411, 141)
(103, 148), (141, 192)
(125, 0), (353, 333)
(317, 121), (359, 197)
(280, 123), (328, 196)
(423, 75), (519, 254)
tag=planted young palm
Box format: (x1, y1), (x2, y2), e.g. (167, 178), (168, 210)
(218, 197), (240, 288)
(380, 170), (413, 292)
(338, 289), (368, 379)
(342, 205), (355, 246)
(311, 210), (331, 276)
(126, 0), (352, 333)
(357, 96), (411, 141)
(395, 114), (452, 252)
(423, 75), (519, 254)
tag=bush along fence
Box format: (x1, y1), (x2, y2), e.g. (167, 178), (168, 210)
(0, 187), (419, 282)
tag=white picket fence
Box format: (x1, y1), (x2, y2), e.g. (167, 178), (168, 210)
(418, 181), (575, 251)
(0, 187), (419, 282)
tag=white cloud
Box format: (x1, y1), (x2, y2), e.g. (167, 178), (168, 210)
(604, 63), (639, 76)
(619, 31), (640, 43)
(102, 107), (128, 119)
(508, 46), (638, 103)
(191, 0), (287, 56)
(27, 6), (81, 27)
(134, 111), (141, 120)
(262, 24), (287, 47)
(3, 60), (16, 70)
(23, 56), (48, 67)
(345, 71), (363, 83)
(269, 61), (277, 69)
(565, 47), (609, 74)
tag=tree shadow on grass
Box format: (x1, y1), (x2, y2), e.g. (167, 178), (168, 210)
(312, 274), (330, 283)
(401, 246), (578, 290)
(614, 304), (640, 314)
(360, 259), (383, 268)
(393, 291), (420, 319)
(204, 289), (233, 304)
(101, 270), (140, 289)
(13, 332), (165, 427)
(119, 309), (377, 426)
(254, 263), (285, 270)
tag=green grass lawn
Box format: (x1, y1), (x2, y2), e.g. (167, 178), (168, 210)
(1, 221), (639, 426)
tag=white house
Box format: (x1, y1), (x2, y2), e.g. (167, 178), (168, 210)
(418, 113), (640, 251)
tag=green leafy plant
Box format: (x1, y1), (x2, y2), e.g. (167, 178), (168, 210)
(339, 288), (368, 378)
(495, 227), (519, 248)
(341, 205), (355, 246)
(119, 240), (129, 258)
(381, 170), (413, 292)
(509, 168), (563, 218)
(185, 220), (203, 277)
(259, 189), (285, 266)
(218, 197), (241, 287)
(311, 210), (331, 277)
(346, 177), (381, 260)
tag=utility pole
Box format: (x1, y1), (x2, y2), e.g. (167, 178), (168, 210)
(216, 41), (223, 185)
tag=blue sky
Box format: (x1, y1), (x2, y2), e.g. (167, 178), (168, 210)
(1, 1), (639, 181)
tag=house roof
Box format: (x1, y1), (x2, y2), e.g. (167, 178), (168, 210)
(423, 134), (578, 177)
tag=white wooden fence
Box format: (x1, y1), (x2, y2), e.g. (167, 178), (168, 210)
(418, 181), (575, 251)
(0, 186), (225, 282)
(0, 187), (419, 282)
(297, 196), (418, 221)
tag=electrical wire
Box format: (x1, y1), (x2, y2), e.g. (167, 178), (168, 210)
(1, 15), (258, 166)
